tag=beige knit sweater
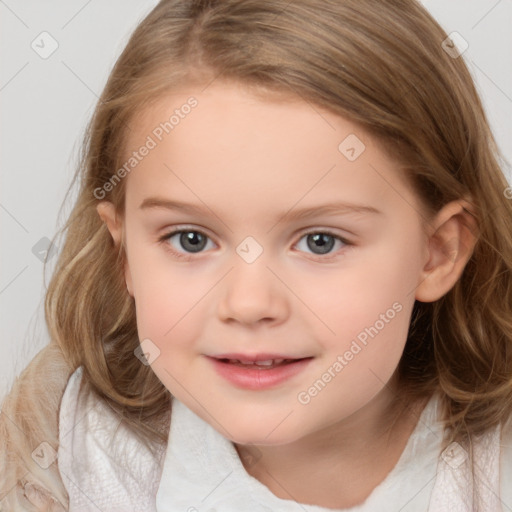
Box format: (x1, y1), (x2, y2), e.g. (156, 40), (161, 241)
(0, 343), (72, 511)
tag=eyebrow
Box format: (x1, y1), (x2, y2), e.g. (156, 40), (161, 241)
(139, 197), (382, 221)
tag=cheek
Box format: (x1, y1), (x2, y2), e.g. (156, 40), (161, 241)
(305, 236), (421, 347)
(126, 243), (207, 346)
(297, 294), (414, 425)
(293, 235), (420, 416)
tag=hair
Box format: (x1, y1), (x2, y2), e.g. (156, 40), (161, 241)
(2, 0), (512, 508)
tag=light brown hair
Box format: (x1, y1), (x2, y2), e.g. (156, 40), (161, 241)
(2, 0), (511, 508)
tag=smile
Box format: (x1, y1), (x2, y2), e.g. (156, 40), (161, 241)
(206, 354), (313, 390)
(220, 358), (297, 368)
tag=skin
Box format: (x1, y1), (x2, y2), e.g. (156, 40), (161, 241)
(97, 80), (477, 508)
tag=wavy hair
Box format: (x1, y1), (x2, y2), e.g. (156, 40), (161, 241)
(2, 0), (512, 508)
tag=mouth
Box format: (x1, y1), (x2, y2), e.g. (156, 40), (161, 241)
(215, 357), (309, 369)
(206, 354), (314, 390)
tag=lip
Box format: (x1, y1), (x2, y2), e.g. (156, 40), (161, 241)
(206, 354), (313, 390)
(212, 352), (305, 362)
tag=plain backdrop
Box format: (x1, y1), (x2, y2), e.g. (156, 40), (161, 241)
(1, 0), (511, 400)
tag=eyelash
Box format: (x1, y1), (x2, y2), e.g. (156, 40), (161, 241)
(157, 226), (353, 262)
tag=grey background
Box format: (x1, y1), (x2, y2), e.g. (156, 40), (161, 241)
(1, 0), (511, 400)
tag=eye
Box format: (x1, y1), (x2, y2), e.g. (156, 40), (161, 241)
(158, 227), (352, 261)
(158, 228), (215, 258)
(294, 231), (351, 258)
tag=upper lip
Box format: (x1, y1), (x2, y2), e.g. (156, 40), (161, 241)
(208, 353), (310, 362)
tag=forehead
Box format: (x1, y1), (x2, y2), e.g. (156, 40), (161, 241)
(120, 81), (421, 222)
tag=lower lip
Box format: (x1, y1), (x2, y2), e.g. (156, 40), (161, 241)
(207, 357), (313, 390)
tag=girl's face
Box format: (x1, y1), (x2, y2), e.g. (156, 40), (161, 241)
(104, 81), (433, 445)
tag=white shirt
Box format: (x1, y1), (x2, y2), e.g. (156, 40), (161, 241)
(58, 367), (510, 511)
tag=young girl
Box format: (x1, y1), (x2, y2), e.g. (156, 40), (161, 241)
(1, 0), (512, 510)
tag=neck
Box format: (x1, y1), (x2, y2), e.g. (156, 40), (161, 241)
(235, 381), (430, 509)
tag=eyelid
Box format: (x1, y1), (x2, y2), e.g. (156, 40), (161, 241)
(158, 224), (354, 242)
(295, 226), (353, 244)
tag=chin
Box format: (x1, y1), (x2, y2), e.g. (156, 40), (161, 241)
(224, 420), (308, 447)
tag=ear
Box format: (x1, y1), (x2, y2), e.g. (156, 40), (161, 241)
(415, 199), (478, 303)
(96, 201), (134, 297)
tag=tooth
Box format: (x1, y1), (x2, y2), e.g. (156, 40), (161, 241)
(238, 359), (255, 364)
(254, 360), (274, 366)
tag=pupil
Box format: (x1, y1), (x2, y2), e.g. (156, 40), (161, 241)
(308, 233), (334, 254)
(181, 232), (206, 253)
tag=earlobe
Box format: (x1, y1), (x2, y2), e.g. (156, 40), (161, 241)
(415, 200), (478, 303)
(96, 201), (134, 296)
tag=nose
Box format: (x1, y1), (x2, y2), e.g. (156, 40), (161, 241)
(216, 258), (290, 327)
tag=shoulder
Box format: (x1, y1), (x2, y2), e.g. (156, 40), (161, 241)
(0, 343), (73, 511)
(58, 367), (164, 511)
(500, 414), (512, 508)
